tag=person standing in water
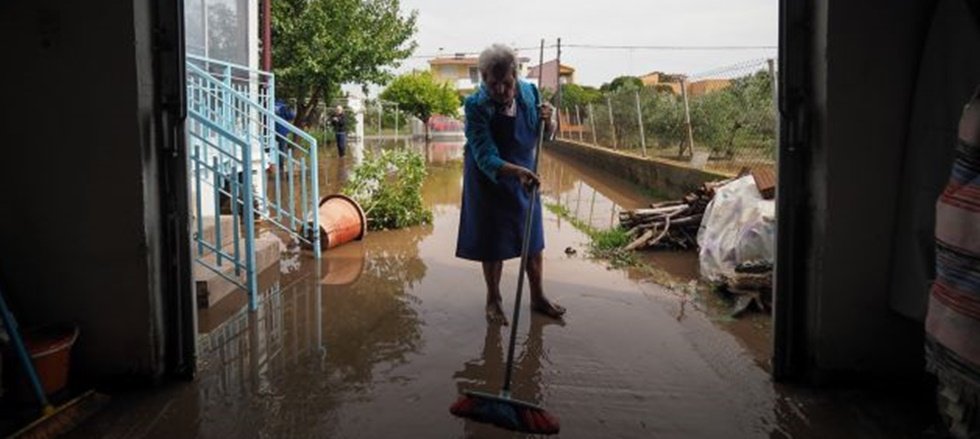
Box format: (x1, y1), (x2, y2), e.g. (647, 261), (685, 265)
(456, 44), (566, 324)
(329, 105), (348, 158)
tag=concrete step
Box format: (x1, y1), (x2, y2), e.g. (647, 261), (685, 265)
(196, 215), (239, 250)
(194, 233), (282, 309)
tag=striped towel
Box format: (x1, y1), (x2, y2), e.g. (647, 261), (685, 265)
(925, 135), (980, 410)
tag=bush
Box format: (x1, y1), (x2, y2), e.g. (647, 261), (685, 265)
(342, 149), (432, 230)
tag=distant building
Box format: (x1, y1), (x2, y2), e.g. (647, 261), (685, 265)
(638, 70), (732, 97)
(429, 53), (530, 97)
(687, 79), (732, 96)
(526, 60), (576, 93)
(639, 71), (685, 94)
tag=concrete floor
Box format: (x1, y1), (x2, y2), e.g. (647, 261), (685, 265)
(65, 143), (934, 438)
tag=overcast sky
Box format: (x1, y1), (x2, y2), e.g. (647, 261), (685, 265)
(390, 0), (777, 87)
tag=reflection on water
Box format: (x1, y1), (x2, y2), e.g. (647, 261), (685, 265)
(538, 150), (657, 230)
(452, 316), (560, 438)
(182, 211), (434, 437)
(68, 138), (932, 439)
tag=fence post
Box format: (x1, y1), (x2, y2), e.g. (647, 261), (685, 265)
(606, 95), (617, 149)
(634, 89), (647, 156)
(768, 58), (779, 161)
(394, 105), (399, 140)
(680, 78), (695, 157)
(575, 105), (583, 142)
(589, 103), (598, 145)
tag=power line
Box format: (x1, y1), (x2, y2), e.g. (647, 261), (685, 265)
(407, 43), (776, 60)
(561, 44), (777, 51)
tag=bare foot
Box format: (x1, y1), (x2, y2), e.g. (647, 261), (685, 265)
(486, 300), (509, 326)
(531, 298), (566, 319)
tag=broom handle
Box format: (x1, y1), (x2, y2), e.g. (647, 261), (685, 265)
(0, 286), (51, 409)
(502, 38), (547, 394)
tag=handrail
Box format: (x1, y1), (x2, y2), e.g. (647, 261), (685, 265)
(186, 62), (316, 146)
(187, 53), (273, 81)
(186, 55), (321, 312)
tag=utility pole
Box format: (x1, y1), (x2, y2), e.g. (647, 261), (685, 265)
(262, 0), (272, 71)
(555, 37), (562, 134)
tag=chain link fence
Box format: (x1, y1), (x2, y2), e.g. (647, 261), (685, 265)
(557, 58), (777, 175)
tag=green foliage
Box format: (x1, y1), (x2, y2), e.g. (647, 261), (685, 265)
(545, 203), (638, 268)
(342, 150), (432, 230)
(600, 76), (643, 93)
(559, 83), (602, 109)
(688, 70), (775, 158)
(585, 68), (775, 159)
(380, 71), (459, 128)
(272, 0), (418, 128)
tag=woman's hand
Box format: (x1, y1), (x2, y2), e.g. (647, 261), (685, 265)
(538, 103), (554, 121)
(499, 162), (540, 191)
(539, 103), (557, 137)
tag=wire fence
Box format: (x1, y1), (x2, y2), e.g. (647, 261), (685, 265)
(556, 58), (777, 175)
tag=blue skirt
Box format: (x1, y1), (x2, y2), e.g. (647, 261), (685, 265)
(456, 110), (544, 262)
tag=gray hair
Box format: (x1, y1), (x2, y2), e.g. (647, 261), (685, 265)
(478, 44), (518, 77)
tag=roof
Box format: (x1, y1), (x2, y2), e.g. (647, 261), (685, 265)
(429, 56), (478, 66)
(640, 71), (687, 81)
(430, 55), (531, 66)
(527, 60), (576, 78)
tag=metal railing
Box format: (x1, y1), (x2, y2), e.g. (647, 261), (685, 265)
(186, 57), (320, 310)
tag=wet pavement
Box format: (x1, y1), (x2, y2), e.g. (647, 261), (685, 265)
(68, 140), (932, 438)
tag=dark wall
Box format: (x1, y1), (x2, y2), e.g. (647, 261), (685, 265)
(0, 0), (166, 379)
(800, 0), (937, 381)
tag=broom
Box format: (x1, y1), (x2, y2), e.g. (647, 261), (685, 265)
(449, 39), (560, 435)
(0, 284), (108, 438)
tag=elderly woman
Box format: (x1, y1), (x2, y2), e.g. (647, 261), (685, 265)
(456, 44), (566, 324)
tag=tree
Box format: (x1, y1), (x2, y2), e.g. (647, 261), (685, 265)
(600, 76), (643, 93)
(380, 71), (459, 140)
(272, 0), (417, 129)
(559, 83), (602, 110)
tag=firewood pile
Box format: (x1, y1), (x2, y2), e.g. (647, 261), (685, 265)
(618, 178), (737, 250)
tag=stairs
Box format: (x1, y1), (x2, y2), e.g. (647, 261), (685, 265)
(185, 54), (320, 311)
(194, 216), (282, 308)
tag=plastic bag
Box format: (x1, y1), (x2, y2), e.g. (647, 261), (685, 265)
(697, 175), (776, 282)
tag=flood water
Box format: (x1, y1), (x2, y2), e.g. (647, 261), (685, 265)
(69, 139), (931, 438)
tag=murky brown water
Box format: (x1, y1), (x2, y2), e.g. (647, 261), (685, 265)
(67, 140), (931, 438)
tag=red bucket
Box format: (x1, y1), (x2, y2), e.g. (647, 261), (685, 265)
(4, 324), (79, 401)
(317, 194), (367, 250)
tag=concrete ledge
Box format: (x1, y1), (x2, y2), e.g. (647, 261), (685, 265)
(546, 140), (731, 198)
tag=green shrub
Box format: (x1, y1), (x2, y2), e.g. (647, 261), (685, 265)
(342, 149), (433, 230)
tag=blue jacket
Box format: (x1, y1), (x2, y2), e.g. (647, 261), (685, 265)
(275, 100), (295, 137)
(464, 80), (545, 183)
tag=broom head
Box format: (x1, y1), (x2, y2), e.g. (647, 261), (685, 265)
(450, 390), (560, 435)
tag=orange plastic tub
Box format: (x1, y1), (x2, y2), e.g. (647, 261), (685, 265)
(317, 194), (367, 250)
(4, 324), (79, 401)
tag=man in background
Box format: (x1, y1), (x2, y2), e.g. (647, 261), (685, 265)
(329, 105), (348, 158)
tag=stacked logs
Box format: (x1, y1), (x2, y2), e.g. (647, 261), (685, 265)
(618, 178), (736, 250)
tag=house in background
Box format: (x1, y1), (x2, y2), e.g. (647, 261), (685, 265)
(429, 53), (531, 97)
(526, 60), (576, 93)
(639, 71), (685, 94)
(639, 70), (732, 97)
(687, 79), (732, 96)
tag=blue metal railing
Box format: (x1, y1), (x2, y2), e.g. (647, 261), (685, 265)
(186, 56), (320, 310)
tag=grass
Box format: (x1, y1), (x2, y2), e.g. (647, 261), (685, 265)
(546, 201), (750, 323)
(545, 202), (638, 268)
